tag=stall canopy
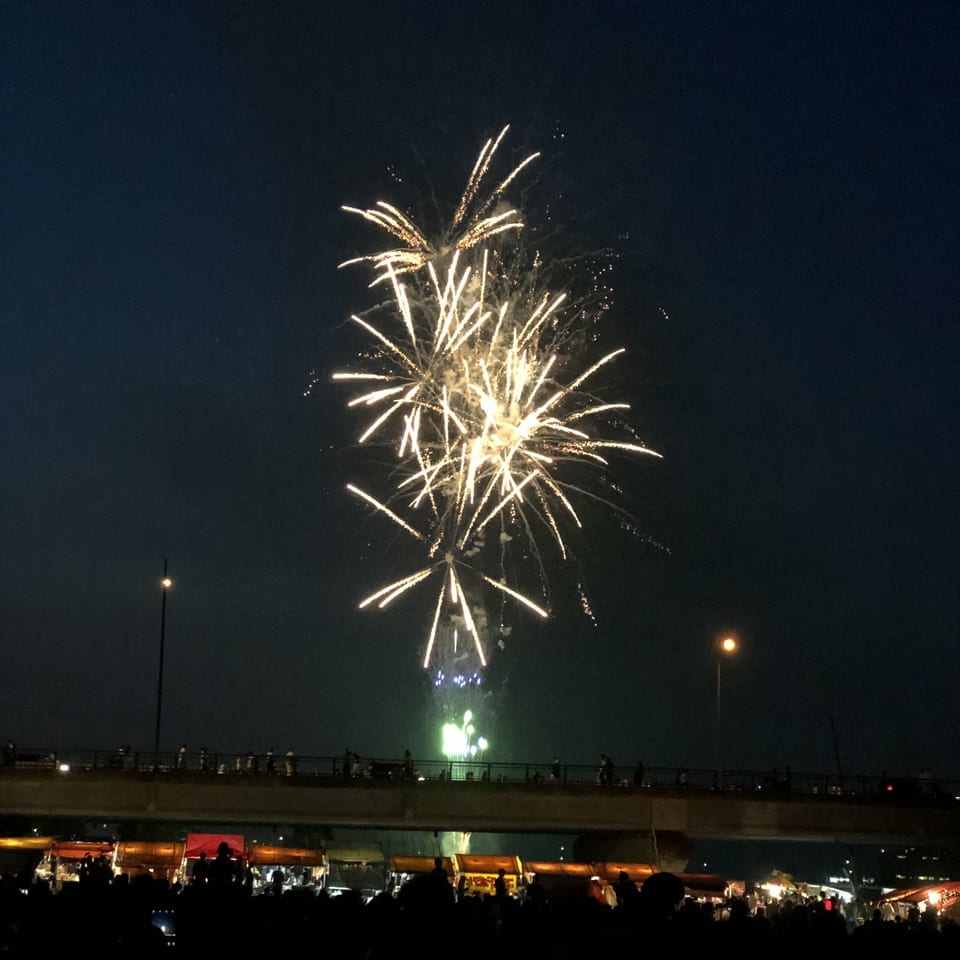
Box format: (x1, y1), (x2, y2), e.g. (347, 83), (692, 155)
(1, 837), (55, 850)
(51, 841), (115, 860)
(592, 861), (659, 886)
(115, 841), (185, 872)
(183, 833), (245, 860)
(326, 847), (385, 864)
(246, 845), (325, 866)
(389, 855), (453, 877)
(0, 836), (55, 877)
(523, 861), (597, 896)
(676, 873), (729, 899)
(524, 861), (597, 879)
(881, 881), (960, 908)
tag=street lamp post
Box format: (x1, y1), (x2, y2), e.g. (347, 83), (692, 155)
(714, 634), (738, 774)
(152, 559), (173, 773)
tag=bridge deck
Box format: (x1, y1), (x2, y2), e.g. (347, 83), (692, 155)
(1, 766), (958, 846)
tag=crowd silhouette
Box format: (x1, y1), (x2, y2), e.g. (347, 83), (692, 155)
(1, 854), (959, 959)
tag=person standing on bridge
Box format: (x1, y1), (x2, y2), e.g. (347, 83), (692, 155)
(2, 740), (15, 769)
(598, 754), (614, 786)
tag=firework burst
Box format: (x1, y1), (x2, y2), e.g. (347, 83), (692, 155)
(334, 126), (660, 681)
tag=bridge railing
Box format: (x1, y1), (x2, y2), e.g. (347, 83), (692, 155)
(4, 747), (956, 806)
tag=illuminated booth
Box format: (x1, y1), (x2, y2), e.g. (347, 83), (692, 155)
(880, 881), (960, 922)
(245, 843), (326, 892)
(51, 840), (116, 887)
(388, 855), (454, 893)
(522, 860), (599, 901)
(676, 872), (730, 903)
(115, 841), (185, 883)
(451, 854), (523, 898)
(324, 846), (386, 901)
(0, 837), (55, 883)
(181, 832), (245, 884)
(592, 861), (659, 907)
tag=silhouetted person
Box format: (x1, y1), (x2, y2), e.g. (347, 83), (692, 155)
(192, 852), (208, 886)
(429, 857), (448, 884)
(634, 759), (645, 787)
(526, 872), (546, 906)
(495, 868), (508, 900)
(429, 857), (455, 907)
(207, 841), (237, 891)
(638, 871), (686, 923)
(614, 869), (640, 908)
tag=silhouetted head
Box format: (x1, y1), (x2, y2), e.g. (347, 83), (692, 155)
(640, 872), (685, 918)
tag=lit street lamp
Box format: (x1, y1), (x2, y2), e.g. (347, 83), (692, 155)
(714, 634), (738, 771)
(152, 559), (173, 773)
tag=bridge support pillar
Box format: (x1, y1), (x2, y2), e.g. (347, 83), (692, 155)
(573, 830), (691, 873)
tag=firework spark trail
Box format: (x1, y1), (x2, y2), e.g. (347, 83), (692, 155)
(334, 127), (660, 672)
(340, 125), (539, 285)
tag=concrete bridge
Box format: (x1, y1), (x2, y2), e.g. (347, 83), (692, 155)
(2, 762), (957, 865)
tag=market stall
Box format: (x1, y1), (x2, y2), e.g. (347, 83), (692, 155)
(51, 840), (116, 887)
(245, 843), (326, 893)
(115, 840), (184, 883)
(451, 853), (523, 898)
(388, 854), (454, 893)
(0, 836), (54, 882)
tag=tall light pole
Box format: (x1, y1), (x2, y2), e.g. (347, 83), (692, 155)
(714, 634), (738, 772)
(152, 559), (173, 773)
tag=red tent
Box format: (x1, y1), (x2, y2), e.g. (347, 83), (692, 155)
(184, 832), (245, 860)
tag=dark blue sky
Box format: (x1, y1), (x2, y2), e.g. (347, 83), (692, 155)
(2, 1), (957, 789)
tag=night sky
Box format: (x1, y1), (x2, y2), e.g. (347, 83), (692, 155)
(2, 1), (958, 795)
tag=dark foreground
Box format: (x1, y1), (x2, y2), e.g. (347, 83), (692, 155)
(2, 872), (958, 959)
